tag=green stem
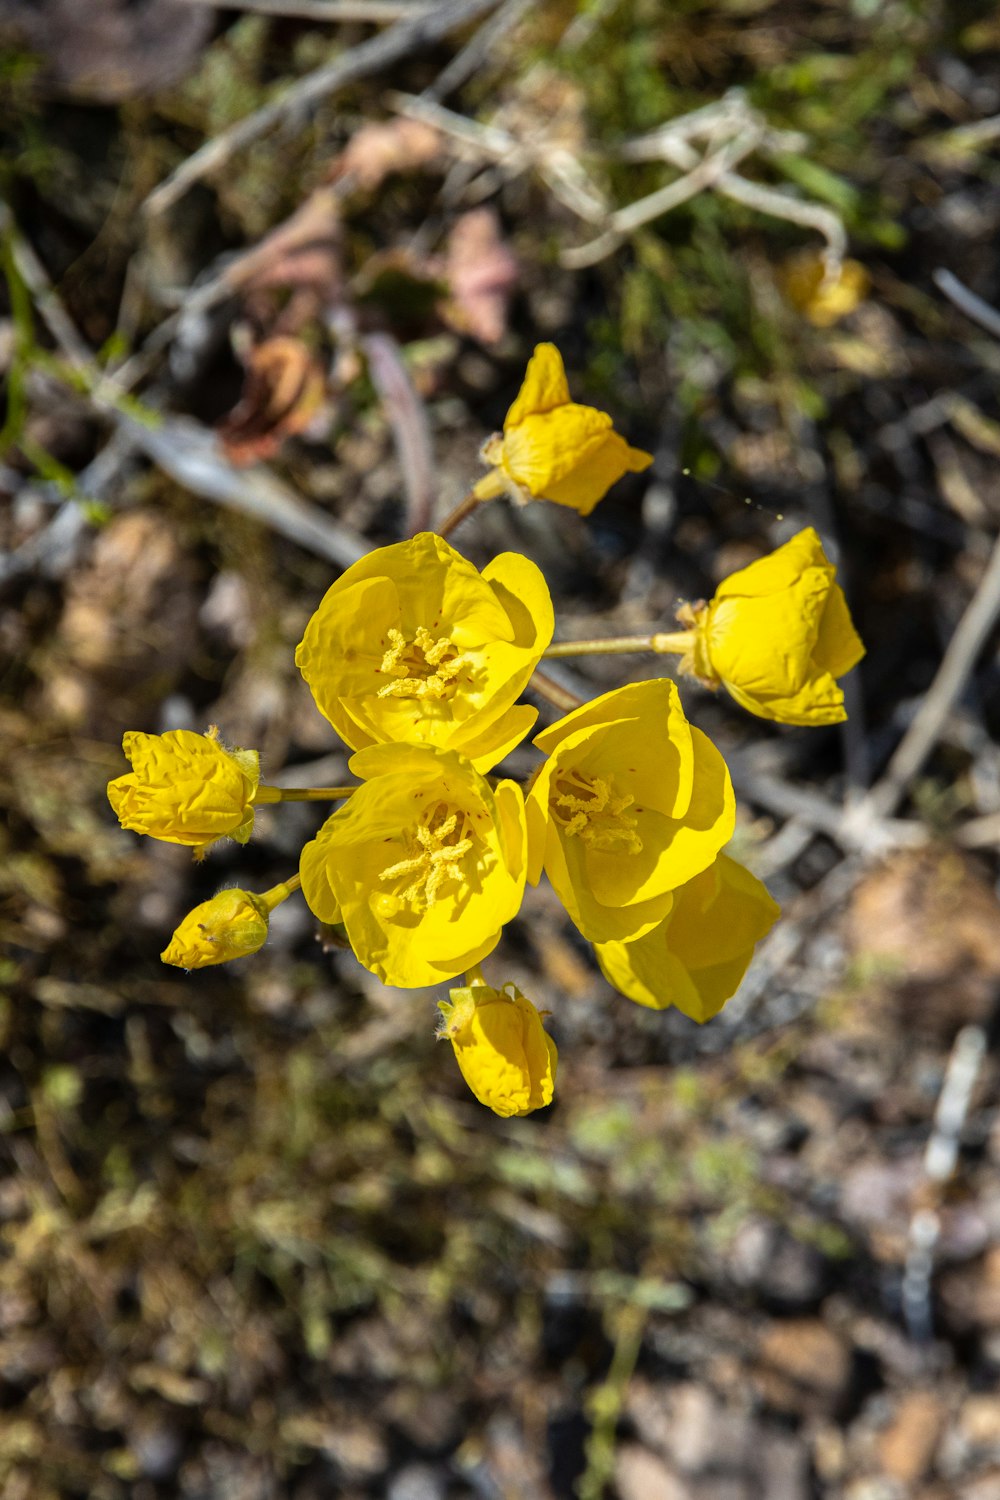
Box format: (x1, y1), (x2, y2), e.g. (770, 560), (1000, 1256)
(543, 630), (694, 659)
(577, 1301), (649, 1500)
(260, 873), (302, 911)
(255, 785), (357, 804)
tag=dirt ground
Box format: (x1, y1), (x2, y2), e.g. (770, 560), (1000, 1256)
(2, 2), (1000, 1497)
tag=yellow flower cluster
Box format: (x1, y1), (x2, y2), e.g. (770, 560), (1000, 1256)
(107, 344), (866, 1116)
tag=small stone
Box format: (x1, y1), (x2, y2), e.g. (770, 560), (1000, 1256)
(615, 1445), (694, 1500)
(624, 1379), (675, 1461)
(755, 1432), (811, 1500)
(960, 1396), (1000, 1448)
(667, 1385), (718, 1473)
(386, 1463), (447, 1500)
(958, 1473), (1000, 1500)
(756, 1320), (851, 1413)
(877, 1392), (945, 1485)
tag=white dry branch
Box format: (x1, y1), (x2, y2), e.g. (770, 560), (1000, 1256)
(143, 0), (503, 216)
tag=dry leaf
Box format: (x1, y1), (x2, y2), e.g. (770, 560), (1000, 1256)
(219, 337), (328, 468)
(331, 119), (442, 192)
(441, 207), (519, 346)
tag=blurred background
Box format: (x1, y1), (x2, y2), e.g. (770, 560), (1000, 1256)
(2, 1), (1000, 1496)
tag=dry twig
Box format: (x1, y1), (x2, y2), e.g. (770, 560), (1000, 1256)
(143, 0), (502, 216)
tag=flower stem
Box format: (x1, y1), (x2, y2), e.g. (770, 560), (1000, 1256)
(436, 489), (483, 540)
(260, 873), (302, 911)
(530, 669), (584, 713)
(436, 468), (507, 539)
(464, 963), (486, 987)
(543, 631), (694, 659)
(255, 785), (358, 804)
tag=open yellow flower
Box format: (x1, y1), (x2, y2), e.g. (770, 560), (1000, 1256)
(438, 980), (557, 1117)
(476, 343), (652, 516)
(595, 854), (780, 1022)
(296, 533), (553, 773)
(161, 887), (271, 969)
(299, 743), (526, 988)
(677, 527), (865, 725)
(107, 728), (261, 856)
(525, 680), (735, 944)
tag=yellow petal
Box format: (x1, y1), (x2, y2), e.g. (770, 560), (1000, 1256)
(714, 527), (830, 600)
(595, 854), (779, 1022)
(707, 571), (830, 698)
(544, 430), (652, 515)
(500, 404), (614, 496)
(814, 582), (865, 678)
(504, 343), (571, 427)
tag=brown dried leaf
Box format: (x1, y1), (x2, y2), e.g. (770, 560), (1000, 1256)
(219, 337), (328, 468)
(331, 119), (442, 192)
(441, 207), (519, 346)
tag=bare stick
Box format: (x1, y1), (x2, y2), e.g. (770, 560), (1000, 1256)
(2, 205), (367, 572)
(144, 0), (501, 216)
(177, 0), (431, 18)
(563, 130), (762, 269)
(362, 332), (435, 537)
(423, 0), (531, 102)
(862, 528), (1000, 821)
(934, 268), (1000, 342)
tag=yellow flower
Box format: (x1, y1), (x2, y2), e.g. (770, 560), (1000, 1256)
(438, 980), (556, 1117)
(476, 343), (652, 516)
(595, 854), (780, 1022)
(299, 744), (526, 988)
(161, 888), (270, 969)
(525, 680), (735, 944)
(295, 533), (553, 773)
(782, 251), (869, 328)
(678, 527), (865, 726)
(107, 728), (262, 855)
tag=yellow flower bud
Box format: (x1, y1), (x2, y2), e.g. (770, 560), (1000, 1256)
(438, 981), (556, 1117)
(782, 251), (869, 328)
(680, 527), (865, 726)
(595, 855), (780, 1022)
(161, 888), (270, 969)
(477, 343), (652, 516)
(107, 728), (261, 856)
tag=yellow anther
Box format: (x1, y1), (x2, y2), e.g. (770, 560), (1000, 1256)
(377, 626), (469, 700)
(550, 768), (643, 854)
(378, 806), (476, 910)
